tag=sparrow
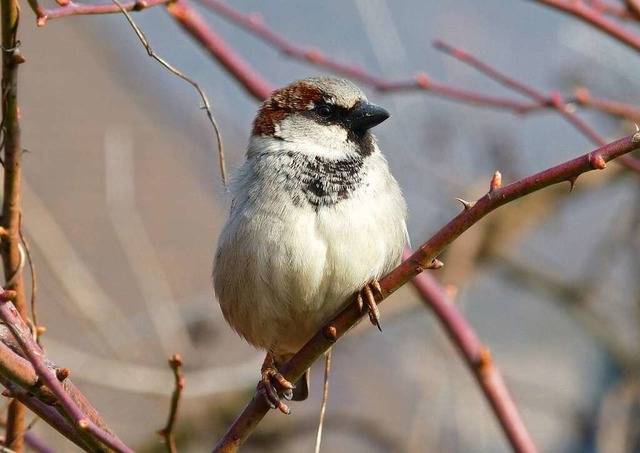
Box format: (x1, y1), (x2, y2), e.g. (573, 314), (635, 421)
(213, 77), (408, 413)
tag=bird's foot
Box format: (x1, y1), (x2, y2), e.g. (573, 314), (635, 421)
(258, 353), (294, 414)
(356, 278), (383, 331)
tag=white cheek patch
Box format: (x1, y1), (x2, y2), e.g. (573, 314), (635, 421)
(275, 116), (358, 159)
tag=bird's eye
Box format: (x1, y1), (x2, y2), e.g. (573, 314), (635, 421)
(315, 104), (333, 118)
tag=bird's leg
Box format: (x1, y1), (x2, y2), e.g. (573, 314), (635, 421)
(258, 352), (295, 414)
(356, 278), (383, 331)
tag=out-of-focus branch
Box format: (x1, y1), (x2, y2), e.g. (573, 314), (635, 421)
(0, 290), (134, 453)
(212, 131), (640, 452)
(194, 0), (536, 111)
(196, 1), (640, 172)
(433, 40), (640, 172)
(166, 0), (273, 100)
(573, 86), (640, 123)
(590, 0), (638, 20)
(158, 354), (185, 453)
(527, 0), (640, 52)
(25, 0), (170, 26)
(405, 259), (536, 453)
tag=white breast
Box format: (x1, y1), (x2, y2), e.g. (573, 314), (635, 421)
(213, 146), (407, 356)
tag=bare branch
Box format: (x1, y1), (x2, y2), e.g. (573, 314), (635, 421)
(0, 290), (134, 453)
(158, 354), (185, 453)
(528, 0), (640, 52)
(112, 0), (227, 185)
(406, 261), (536, 453)
(27, 0), (170, 26)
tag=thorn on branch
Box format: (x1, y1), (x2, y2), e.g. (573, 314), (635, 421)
(568, 176), (578, 192)
(427, 259), (444, 270)
(55, 368), (70, 382)
(632, 127), (640, 143)
(455, 198), (476, 210)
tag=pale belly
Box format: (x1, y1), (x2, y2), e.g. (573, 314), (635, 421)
(214, 187), (406, 357)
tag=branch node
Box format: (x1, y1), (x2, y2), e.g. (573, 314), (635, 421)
(76, 418), (89, 430)
(0, 290), (17, 302)
(632, 126), (640, 143)
(414, 72), (430, 88)
(305, 49), (322, 63)
(475, 346), (493, 377)
(490, 171), (502, 191)
(589, 153), (607, 169)
(322, 325), (337, 343)
(247, 12), (263, 25)
(454, 198), (476, 210)
(2, 389), (12, 398)
(574, 86), (590, 104)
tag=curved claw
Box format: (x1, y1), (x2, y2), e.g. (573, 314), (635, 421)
(357, 279), (383, 331)
(259, 354), (294, 414)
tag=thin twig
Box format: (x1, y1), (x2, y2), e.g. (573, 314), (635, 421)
(528, 0), (640, 52)
(17, 223), (38, 342)
(314, 349), (331, 453)
(111, 0), (227, 185)
(25, 0), (170, 26)
(158, 354), (185, 453)
(433, 39), (640, 172)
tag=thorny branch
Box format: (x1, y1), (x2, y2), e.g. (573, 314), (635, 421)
(212, 132), (640, 453)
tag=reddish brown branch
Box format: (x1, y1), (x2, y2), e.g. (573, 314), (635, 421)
(406, 258), (536, 453)
(193, 0), (535, 111)
(0, 290), (134, 452)
(212, 129), (640, 453)
(158, 354), (185, 453)
(167, 0), (273, 100)
(1, 0), (28, 447)
(195, 1), (639, 172)
(26, 0), (170, 26)
(573, 86), (640, 122)
(433, 40), (640, 172)
(528, 0), (640, 52)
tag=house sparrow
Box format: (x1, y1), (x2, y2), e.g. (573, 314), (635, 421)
(213, 77), (408, 413)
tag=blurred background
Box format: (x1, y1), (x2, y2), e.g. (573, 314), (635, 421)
(12, 0), (640, 451)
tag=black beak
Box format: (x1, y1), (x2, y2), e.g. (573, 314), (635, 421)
(347, 101), (390, 137)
